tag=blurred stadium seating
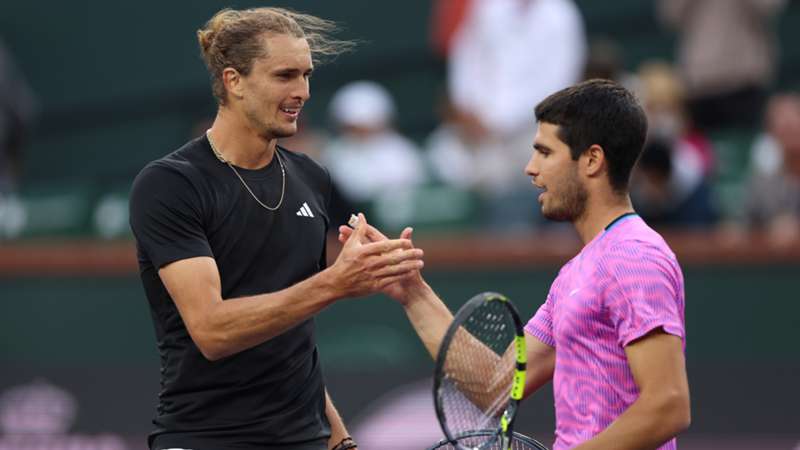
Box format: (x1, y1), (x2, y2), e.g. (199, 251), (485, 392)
(1, 0), (798, 237)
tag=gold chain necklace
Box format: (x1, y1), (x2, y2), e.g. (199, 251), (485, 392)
(206, 130), (286, 211)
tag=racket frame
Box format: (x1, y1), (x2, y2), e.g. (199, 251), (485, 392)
(433, 292), (528, 450)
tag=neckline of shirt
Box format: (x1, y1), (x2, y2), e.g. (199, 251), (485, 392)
(604, 212), (638, 232)
(202, 137), (286, 182)
(580, 212), (640, 255)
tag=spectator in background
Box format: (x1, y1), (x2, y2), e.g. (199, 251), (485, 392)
(637, 61), (715, 177)
(722, 93), (800, 246)
(632, 138), (718, 228)
(429, 0), (473, 59)
(582, 37), (639, 92)
(429, 0), (586, 229)
(0, 38), (37, 195)
(658, 0), (786, 133)
(630, 61), (718, 229)
(448, 0), (585, 140)
(322, 80), (427, 210)
(426, 95), (514, 193)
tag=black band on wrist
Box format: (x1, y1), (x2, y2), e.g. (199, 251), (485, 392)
(331, 436), (357, 450)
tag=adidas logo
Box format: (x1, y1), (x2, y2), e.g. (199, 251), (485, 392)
(296, 202), (315, 218)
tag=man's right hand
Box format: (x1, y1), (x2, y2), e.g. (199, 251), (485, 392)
(337, 214), (427, 304)
(328, 213), (424, 299)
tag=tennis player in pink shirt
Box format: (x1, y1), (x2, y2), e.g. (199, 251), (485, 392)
(340, 79), (690, 449)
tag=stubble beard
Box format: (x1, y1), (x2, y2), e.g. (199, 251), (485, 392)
(266, 123), (297, 139)
(244, 104), (298, 140)
(542, 169), (588, 223)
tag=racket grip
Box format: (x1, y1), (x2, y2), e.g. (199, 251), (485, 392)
(511, 370), (525, 400)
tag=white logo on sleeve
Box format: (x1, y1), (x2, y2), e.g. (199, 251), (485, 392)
(296, 202), (315, 218)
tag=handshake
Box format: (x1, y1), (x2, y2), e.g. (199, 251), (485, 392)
(325, 212), (430, 305)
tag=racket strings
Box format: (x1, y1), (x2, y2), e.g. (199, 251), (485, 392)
(439, 301), (518, 441)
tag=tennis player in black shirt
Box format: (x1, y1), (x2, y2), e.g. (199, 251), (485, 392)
(129, 8), (423, 450)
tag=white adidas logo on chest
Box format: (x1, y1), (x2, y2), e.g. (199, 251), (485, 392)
(296, 202), (315, 218)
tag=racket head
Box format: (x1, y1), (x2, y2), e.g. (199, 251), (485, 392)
(426, 430), (549, 450)
(433, 292), (527, 450)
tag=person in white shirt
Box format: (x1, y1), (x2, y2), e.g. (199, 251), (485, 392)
(323, 81), (427, 206)
(427, 0), (586, 229)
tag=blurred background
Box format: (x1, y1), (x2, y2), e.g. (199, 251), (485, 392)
(1, 0), (799, 449)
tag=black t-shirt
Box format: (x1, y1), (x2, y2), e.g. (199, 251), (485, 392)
(129, 135), (332, 450)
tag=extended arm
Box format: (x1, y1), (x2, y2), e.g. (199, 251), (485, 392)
(390, 281), (557, 414)
(160, 214), (423, 360)
(401, 281), (509, 410)
(339, 223), (555, 406)
(573, 330), (690, 450)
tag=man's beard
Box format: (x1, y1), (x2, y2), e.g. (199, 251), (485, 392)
(543, 170), (588, 222)
(265, 125), (297, 139)
(245, 107), (298, 140)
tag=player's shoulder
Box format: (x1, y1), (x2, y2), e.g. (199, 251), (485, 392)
(139, 136), (209, 175)
(600, 217), (678, 266)
(556, 252), (581, 277)
(131, 136), (210, 195)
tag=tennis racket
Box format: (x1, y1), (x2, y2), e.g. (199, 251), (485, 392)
(428, 430), (548, 450)
(433, 292), (527, 450)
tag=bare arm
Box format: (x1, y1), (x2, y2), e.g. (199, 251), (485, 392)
(325, 390), (356, 450)
(522, 333), (555, 398)
(339, 223), (555, 407)
(573, 330), (690, 450)
(395, 278), (557, 414)
(398, 280), (452, 359)
(160, 214), (424, 361)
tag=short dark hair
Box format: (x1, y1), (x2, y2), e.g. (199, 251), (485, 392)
(534, 79), (648, 193)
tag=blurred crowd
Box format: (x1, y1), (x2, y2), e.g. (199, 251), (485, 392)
(285, 0), (798, 248)
(2, 0), (799, 247)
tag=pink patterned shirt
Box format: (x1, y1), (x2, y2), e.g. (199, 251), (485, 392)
(525, 215), (685, 450)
